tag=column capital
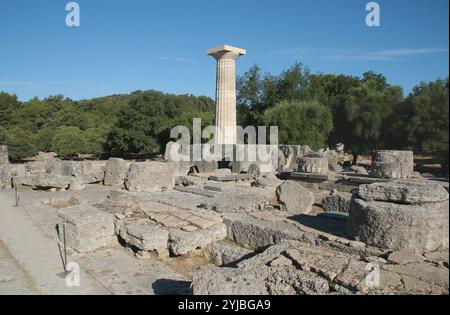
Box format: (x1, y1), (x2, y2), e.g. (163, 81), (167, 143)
(207, 45), (246, 60)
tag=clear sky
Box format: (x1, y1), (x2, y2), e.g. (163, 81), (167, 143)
(0, 0), (448, 101)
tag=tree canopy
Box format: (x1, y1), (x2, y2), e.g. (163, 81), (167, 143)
(0, 63), (448, 164)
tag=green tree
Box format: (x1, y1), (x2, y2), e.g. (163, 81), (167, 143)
(52, 126), (86, 158)
(263, 100), (333, 150)
(4, 127), (38, 160)
(337, 80), (403, 162)
(84, 128), (108, 157)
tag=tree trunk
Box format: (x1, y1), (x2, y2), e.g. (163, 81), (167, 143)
(352, 154), (358, 165)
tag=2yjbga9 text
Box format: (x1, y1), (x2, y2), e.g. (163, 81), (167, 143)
(178, 299), (271, 312)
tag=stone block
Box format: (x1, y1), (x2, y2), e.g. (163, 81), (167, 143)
(57, 205), (116, 253)
(125, 161), (175, 192)
(322, 190), (352, 213)
(370, 150), (414, 179)
(0, 146), (11, 189)
(168, 223), (227, 256)
(201, 190), (267, 213)
(276, 181), (315, 214)
(347, 198), (449, 251)
(116, 220), (169, 252)
(356, 180), (449, 205)
(298, 156), (329, 174)
(104, 158), (130, 187)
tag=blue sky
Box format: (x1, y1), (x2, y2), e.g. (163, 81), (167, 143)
(0, 0), (448, 101)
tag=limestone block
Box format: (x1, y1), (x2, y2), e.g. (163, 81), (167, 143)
(116, 220), (169, 252)
(125, 161), (175, 192)
(103, 158), (130, 187)
(25, 161), (47, 175)
(276, 181), (315, 214)
(192, 264), (269, 295)
(0, 146), (11, 189)
(82, 160), (106, 183)
(347, 198), (449, 251)
(168, 223), (227, 256)
(57, 205), (116, 253)
(357, 181), (449, 205)
(206, 243), (252, 266)
(322, 190), (352, 213)
(15, 174), (84, 191)
(298, 157), (329, 174)
(201, 190), (267, 213)
(370, 150), (414, 179)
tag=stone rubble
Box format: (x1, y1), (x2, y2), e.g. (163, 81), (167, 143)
(2, 144), (448, 295)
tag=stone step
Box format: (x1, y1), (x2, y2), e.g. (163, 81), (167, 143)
(290, 172), (329, 182)
(173, 186), (218, 197)
(203, 184), (237, 192)
(208, 174), (253, 182)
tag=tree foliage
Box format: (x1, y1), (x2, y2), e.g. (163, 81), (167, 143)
(263, 101), (333, 150)
(0, 63), (448, 162)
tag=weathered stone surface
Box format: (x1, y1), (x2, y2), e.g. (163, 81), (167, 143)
(60, 161), (84, 178)
(265, 267), (331, 295)
(125, 161), (175, 192)
(169, 161), (190, 177)
(0, 145), (10, 164)
(104, 158), (130, 187)
(370, 150), (414, 179)
(387, 249), (425, 265)
(279, 145), (311, 170)
(322, 190), (352, 213)
(298, 156), (329, 174)
(10, 164), (26, 178)
(192, 160), (218, 173)
(276, 181), (315, 214)
(52, 160), (105, 183)
(164, 141), (180, 161)
(323, 150), (343, 172)
(0, 145), (11, 189)
(139, 201), (223, 230)
(206, 242), (252, 266)
(223, 214), (311, 249)
(357, 181), (449, 205)
(116, 220), (169, 252)
(253, 176), (283, 188)
(44, 158), (62, 175)
(347, 198), (449, 251)
(204, 183), (237, 192)
(192, 264), (270, 295)
(349, 165), (369, 175)
(15, 174), (84, 191)
(168, 223), (227, 255)
(270, 255), (293, 267)
(25, 161), (47, 175)
(381, 263), (449, 293)
(57, 205), (115, 253)
(81, 161), (106, 184)
(201, 190), (267, 213)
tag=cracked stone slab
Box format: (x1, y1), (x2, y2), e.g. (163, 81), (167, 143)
(357, 180), (449, 205)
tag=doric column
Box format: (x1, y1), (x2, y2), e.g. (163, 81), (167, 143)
(207, 45), (246, 145)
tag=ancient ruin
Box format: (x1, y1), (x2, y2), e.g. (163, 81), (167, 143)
(0, 47), (448, 296)
(207, 45), (246, 145)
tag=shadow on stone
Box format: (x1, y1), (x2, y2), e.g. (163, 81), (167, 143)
(287, 214), (347, 238)
(152, 278), (193, 295)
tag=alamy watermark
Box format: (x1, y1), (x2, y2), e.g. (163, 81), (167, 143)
(366, 2), (380, 27)
(168, 118), (279, 170)
(65, 262), (81, 287)
(65, 2), (80, 27)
